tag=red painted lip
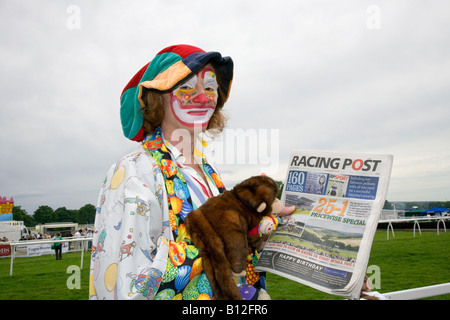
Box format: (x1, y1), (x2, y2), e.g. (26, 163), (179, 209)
(187, 110), (208, 116)
(179, 104), (215, 110)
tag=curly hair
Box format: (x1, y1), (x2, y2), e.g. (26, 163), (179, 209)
(140, 87), (228, 135)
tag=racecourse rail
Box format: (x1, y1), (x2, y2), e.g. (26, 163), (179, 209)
(378, 216), (450, 239)
(8, 236), (92, 276)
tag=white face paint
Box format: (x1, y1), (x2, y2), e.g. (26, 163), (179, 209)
(169, 67), (218, 128)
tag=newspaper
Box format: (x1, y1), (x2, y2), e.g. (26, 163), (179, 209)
(255, 150), (393, 299)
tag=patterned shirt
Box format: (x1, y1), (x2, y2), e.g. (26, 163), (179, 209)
(89, 132), (222, 300)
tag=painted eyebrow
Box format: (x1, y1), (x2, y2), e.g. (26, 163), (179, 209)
(200, 67), (216, 78)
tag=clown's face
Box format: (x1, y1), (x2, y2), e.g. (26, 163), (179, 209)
(168, 64), (218, 128)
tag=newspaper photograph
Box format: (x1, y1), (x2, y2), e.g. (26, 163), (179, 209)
(256, 150), (393, 299)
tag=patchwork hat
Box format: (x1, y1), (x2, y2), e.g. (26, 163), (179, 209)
(120, 44), (234, 141)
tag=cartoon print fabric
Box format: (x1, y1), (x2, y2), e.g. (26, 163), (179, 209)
(89, 127), (224, 299)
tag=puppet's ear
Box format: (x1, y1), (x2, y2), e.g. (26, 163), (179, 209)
(257, 202), (267, 213)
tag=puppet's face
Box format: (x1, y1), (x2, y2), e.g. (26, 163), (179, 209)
(234, 175), (280, 217)
(168, 65), (218, 128)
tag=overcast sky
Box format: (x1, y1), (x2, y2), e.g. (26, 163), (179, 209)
(1, 0), (449, 214)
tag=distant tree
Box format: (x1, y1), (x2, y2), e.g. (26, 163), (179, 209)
(33, 205), (55, 224)
(54, 207), (76, 222)
(429, 201), (450, 209)
(383, 200), (393, 210)
(69, 209), (79, 222)
(78, 204), (96, 224)
(12, 205), (27, 221)
(12, 206), (35, 227)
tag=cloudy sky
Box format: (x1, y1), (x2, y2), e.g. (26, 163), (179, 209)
(1, 0), (449, 214)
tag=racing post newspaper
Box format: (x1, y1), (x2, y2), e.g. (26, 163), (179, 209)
(256, 150), (393, 299)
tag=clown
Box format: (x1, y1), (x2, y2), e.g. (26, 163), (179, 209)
(90, 44), (293, 300)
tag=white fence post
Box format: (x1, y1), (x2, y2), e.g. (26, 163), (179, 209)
(387, 222), (395, 240)
(80, 239), (85, 270)
(413, 220), (421, 237)
(9, 243), (15, 276)
(437, 218), (447, 236)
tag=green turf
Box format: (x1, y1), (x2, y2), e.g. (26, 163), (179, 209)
(266, 230), (450, 300)
(0, 231), (448, 300)
(0, 251), (90, 300)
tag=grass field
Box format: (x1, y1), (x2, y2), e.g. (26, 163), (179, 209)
(0, 230), (449, 300)
(266, 230), (450, 300)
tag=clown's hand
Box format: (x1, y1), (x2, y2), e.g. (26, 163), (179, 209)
(270, 198), (295, 217)
(279, 205), (295, 216)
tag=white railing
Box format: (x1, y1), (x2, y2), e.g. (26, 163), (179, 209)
(383, 282), (450, 300)
(8, 237), (93, 276)
(378, 216), (450, 240)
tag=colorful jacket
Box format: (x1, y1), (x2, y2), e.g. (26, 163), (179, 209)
(89, 132), (222, 299)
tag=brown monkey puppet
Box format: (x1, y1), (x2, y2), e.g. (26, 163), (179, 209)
(184, 175), (283, 300)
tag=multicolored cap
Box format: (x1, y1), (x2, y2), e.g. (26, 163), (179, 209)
(120, 44), (234, 141)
